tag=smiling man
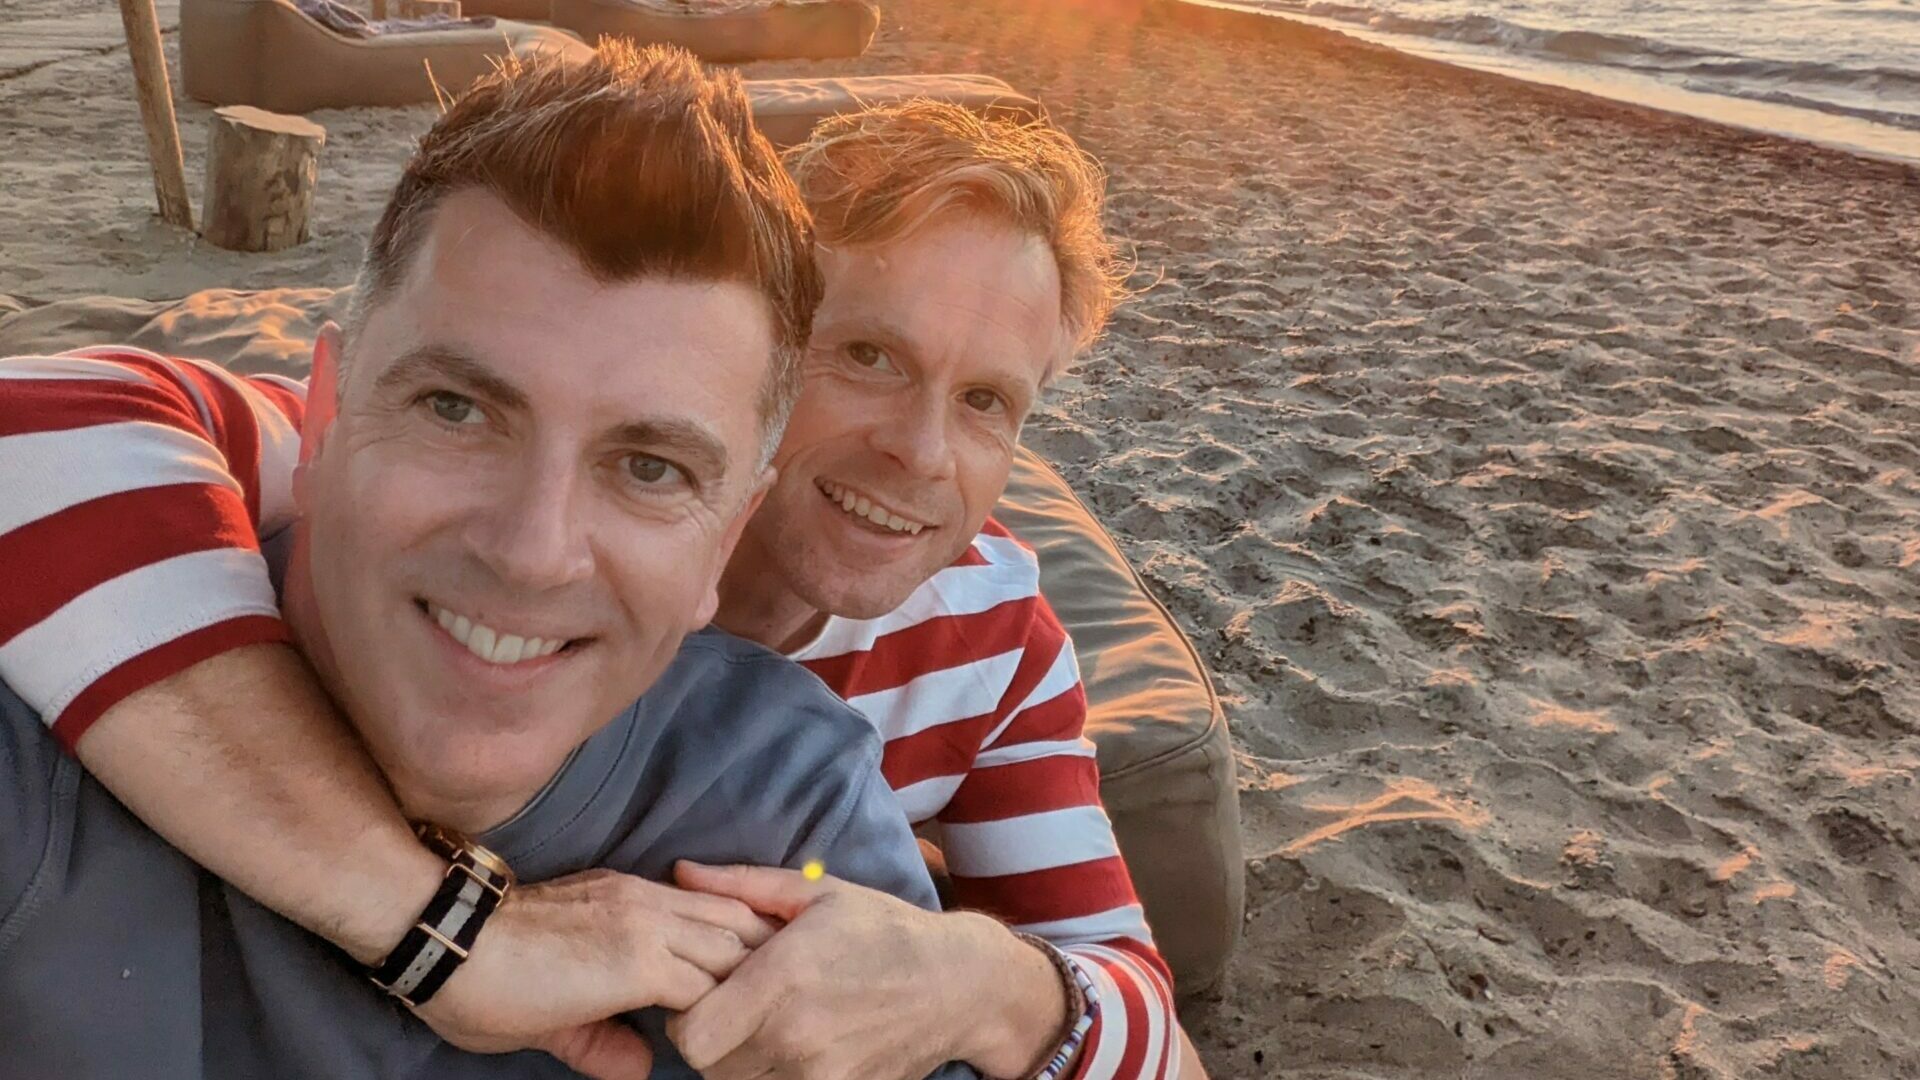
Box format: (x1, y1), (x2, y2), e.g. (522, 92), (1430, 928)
(0, 45), (969, 1080)
(0, 102), (1205, 1080)
(690, 106), (1204, 1080)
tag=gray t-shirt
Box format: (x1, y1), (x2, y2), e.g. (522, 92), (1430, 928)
(0, 627), (975, 1080)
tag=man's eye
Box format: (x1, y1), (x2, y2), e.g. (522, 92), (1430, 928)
(847, 342), (898, 373)
(424, 391), (482, 426)
(624, 453), (688, 489)
(962, 388), (1006, 415)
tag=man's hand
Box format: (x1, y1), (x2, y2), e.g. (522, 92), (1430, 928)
(417, 868), (777, 1079)
(667, 861), (1072, 1080)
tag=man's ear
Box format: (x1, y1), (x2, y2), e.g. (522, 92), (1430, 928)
(694, 465), (776, 627)
(294, 323), (346, 513)
(300, 323), (344, 466)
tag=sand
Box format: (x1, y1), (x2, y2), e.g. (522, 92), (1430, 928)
(3, 0), (1919, 1076)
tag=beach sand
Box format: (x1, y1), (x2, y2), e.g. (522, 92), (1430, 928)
(3, 0), (1919, 1076)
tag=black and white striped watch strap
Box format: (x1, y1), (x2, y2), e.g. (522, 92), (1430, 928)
(368, 829), (514, 1008)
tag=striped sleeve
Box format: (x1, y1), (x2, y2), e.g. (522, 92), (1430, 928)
(938, 591), (1179, 1080)
(0, 347), (306, 749)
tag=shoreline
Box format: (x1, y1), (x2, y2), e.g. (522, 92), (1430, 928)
(1158, 0), (1920, 172)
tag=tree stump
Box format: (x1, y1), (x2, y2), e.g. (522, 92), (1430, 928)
(393, 0), (462, 18)
(200, 106), (326, 253)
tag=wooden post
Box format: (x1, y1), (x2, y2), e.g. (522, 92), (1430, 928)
(371, 0), (388, 18)
(115, 0), (193, 230)
(200, 106), (326, 253)
(393, 0), (462, 17)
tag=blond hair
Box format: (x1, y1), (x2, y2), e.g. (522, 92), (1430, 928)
(784, 101), (1123, 374)
(351, 42), (820, 459)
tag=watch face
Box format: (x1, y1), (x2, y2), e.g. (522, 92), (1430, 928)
(466, 844), (516, 888)
(414, 822), (516, 889)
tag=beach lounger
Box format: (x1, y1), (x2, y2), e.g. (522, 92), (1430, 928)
(458, 0), (555, 18)
(0, 287), (1244, 994)
(179, 0), (591, 114)
(549, 0), (879, 63)
(746, 74), (1041, 147)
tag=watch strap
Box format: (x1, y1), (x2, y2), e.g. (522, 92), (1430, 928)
(367, 827), (513, 1008)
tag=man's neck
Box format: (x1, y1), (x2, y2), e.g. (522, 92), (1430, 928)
(384, 776), (540, 838)
(715, 538), (830, 655)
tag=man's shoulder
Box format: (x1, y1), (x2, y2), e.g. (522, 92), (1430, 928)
(481, 628), (894, 883)
(542, 630), (915, 888)
(655, 628), (883, 754)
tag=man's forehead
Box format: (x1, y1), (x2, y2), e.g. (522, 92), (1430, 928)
(355, 210), (773, 466)
(821, 225), (1067, 382)
(404, 190), (597, 313)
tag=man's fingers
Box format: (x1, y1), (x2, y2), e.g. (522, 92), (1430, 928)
(665, 961), (779, 1071)
(673, 888), (781, 948)
(536, 1021), (655, 1080)
(674, 861), (828, 922)
(652, 956), (723, 1013)
(697, 1043), (781, 1080)
(671, 920), (752, 979)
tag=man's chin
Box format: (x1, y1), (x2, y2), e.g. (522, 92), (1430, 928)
(808, 570), (923, 621)
(381, 718), (583, 822)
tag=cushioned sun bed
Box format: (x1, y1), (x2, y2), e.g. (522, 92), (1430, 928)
(745, 74), (1041, 147)
(550, 0), (879, 63)
(0, 288), (1244, 994)
(180, 0), (591, 113)
(457, 0), (554, 18)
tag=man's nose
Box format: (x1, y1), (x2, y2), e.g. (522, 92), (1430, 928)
(867, 393), (956, 481)
(463, 454), (595, 591)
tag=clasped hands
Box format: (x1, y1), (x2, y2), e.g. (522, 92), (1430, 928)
(415, 860), (1061, 1080)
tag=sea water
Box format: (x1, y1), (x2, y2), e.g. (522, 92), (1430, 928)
(1230, 0), (1920, 163)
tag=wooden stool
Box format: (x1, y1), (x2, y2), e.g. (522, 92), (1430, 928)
(199, 106), (326, 253)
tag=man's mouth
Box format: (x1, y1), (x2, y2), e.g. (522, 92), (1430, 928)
(816, 480), (930, 536)
(419, 600), (578, 666)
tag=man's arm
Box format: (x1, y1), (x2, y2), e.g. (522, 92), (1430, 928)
(76, 644), (444, 963)
(933, 596), (1194, 1080)
(669, 594), (1205, 1079)
(664, 749), (985, 1080)
(0, 350), (762, 1077)
(0, 350), (442, 958)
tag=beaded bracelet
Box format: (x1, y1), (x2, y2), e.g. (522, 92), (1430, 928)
(1016, 934), (1101, 1080)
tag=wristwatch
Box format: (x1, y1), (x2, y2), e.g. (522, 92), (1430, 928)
(366, 824), (515, 1008)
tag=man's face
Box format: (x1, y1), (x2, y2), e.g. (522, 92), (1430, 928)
(291, 189), (775, 825)
(747, 212), (1066, 619)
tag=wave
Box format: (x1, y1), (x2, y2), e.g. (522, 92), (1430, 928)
(1255, 0), (1920, 131)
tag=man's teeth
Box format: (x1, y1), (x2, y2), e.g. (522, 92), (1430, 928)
(818, 481), (925, 535)
(429, 604), (567, 665)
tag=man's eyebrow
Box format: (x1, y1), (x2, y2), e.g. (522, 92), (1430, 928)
(608, 418), (731, 488)
(374, 345), (530, 412)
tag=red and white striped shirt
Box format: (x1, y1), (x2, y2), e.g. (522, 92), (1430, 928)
(793, 523), (1178, 1079)
(0, 347), (1179, 1079)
